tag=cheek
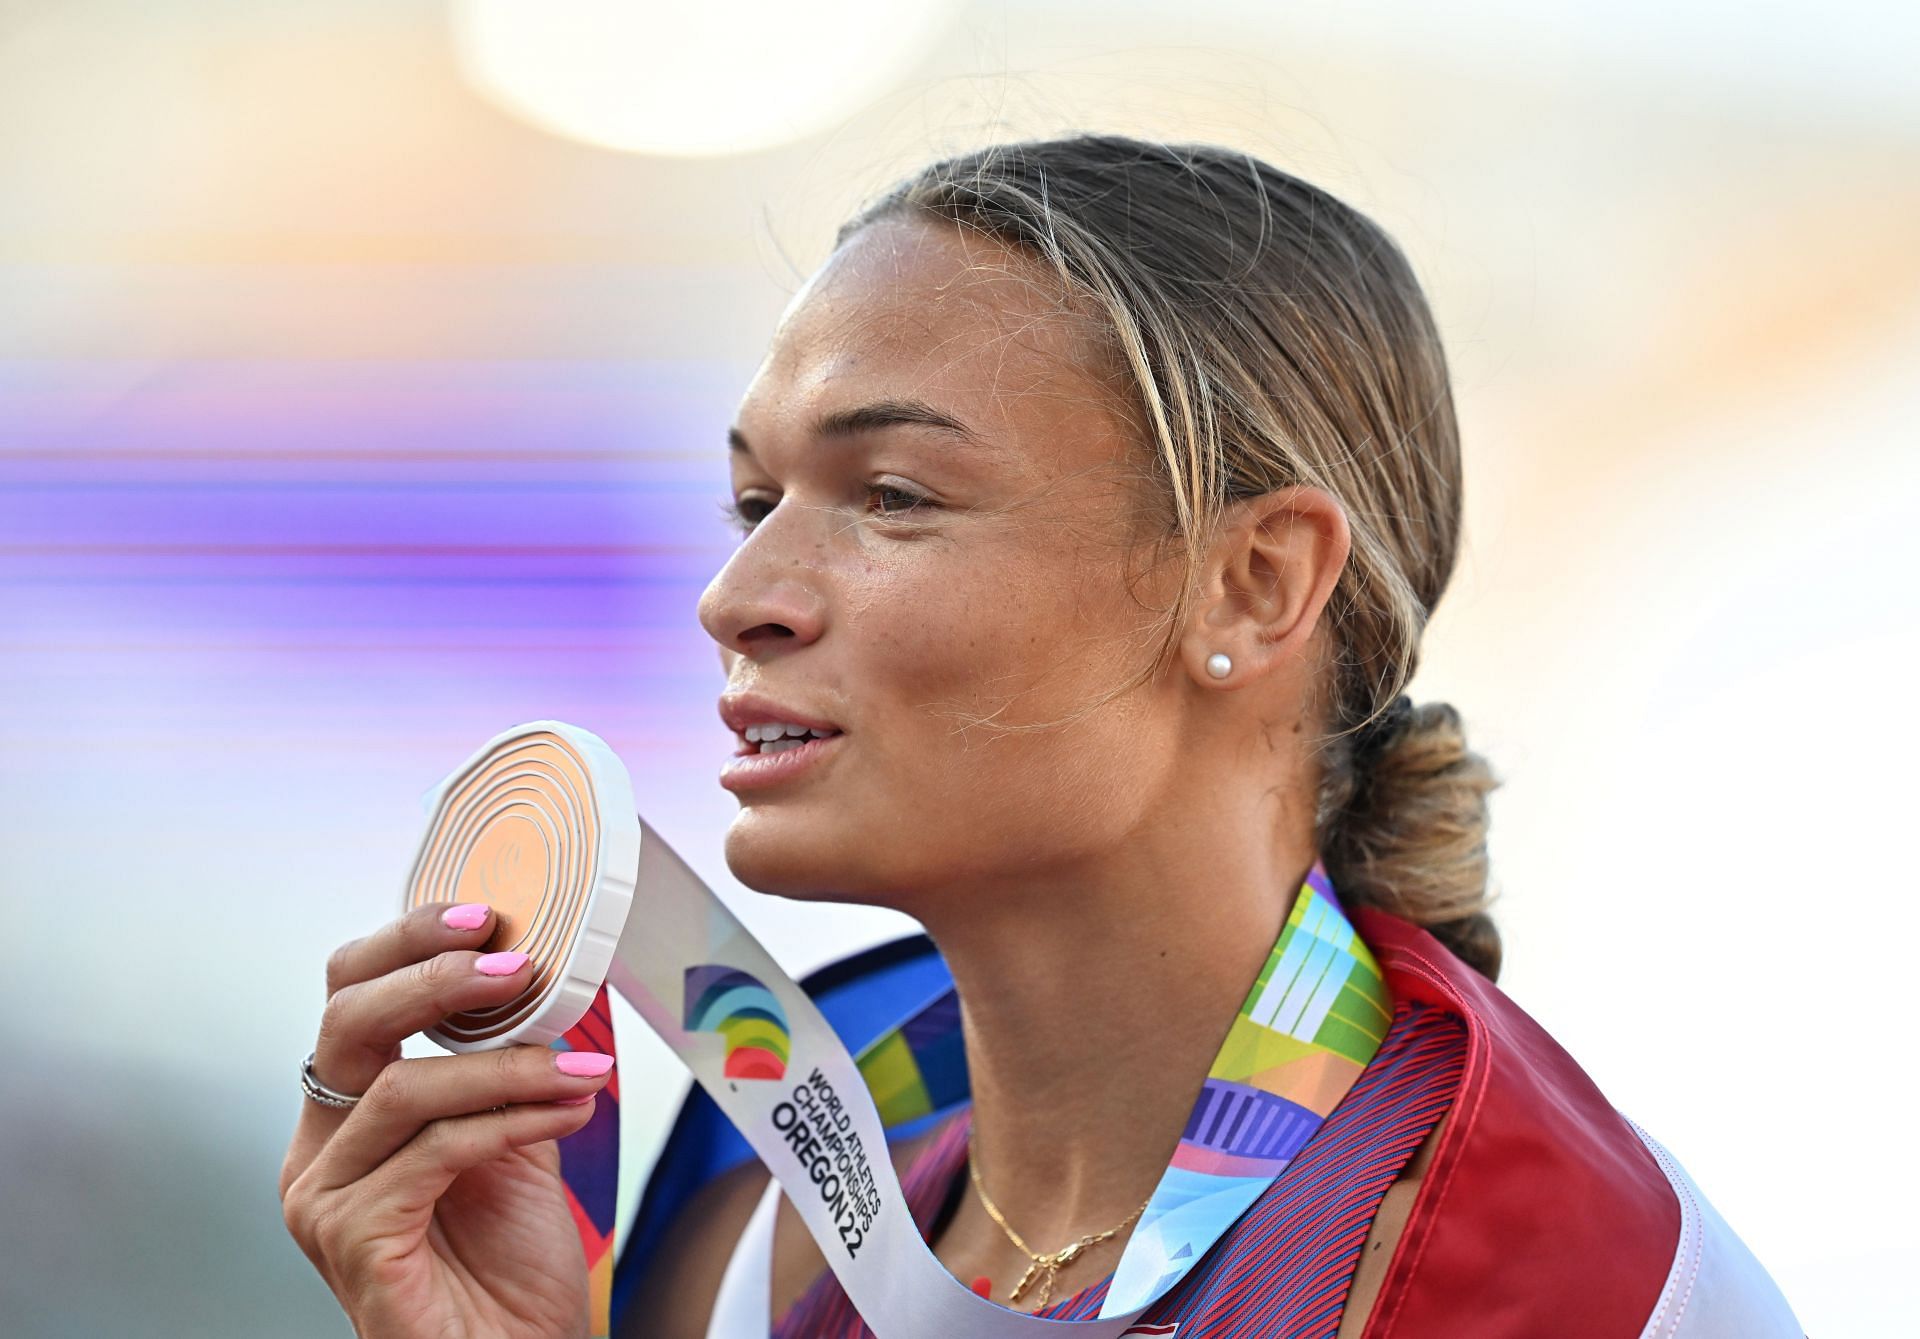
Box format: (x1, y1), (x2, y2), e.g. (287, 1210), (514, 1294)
(853, 544), (1087, 726)
(849, 541), (1163, 835)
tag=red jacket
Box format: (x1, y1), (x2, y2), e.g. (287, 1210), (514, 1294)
(1354, 907), (1800, 1338)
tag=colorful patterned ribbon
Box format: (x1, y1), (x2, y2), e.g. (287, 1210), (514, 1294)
(553, 983), (620, 1338)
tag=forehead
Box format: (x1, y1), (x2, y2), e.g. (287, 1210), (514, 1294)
(736, 213), (1134, 454)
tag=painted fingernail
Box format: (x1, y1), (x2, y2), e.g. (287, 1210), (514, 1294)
(475, 951), (529, 976)
(442, 904), (489, 931)
(555, 1051), (614, 1077)
(552, 1093), (596, 1105)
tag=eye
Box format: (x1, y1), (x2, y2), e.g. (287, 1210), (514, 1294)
(718, 482), (934, 537)
(866, 481), (933, 518)
(718, 495), (773, 536)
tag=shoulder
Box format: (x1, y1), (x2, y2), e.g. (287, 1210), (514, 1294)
(1349, 907), (1802, 1338)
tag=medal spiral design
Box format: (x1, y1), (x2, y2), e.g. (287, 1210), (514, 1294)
(404, 728), (603, 1045)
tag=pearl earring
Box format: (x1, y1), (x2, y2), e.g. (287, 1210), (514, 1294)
(1206, 652), (1232, 679)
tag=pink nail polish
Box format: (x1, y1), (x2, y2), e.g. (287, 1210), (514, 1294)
(475, 951), (529, 976)
(555, 1051), (614, 1077)
(553, 1093), (596, 1105)
(442, 904), (489, 931)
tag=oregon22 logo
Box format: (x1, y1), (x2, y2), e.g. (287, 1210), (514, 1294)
(683, 965), (790, 1080)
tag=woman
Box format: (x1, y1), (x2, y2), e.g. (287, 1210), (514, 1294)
(280, 134), (1802, 1337)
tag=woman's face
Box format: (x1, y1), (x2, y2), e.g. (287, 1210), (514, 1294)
(698, 214), (1198, 913)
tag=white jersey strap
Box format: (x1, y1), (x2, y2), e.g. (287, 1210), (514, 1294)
(1627, 1122), (1804, 1338)
(705, 1177), (781, 1339)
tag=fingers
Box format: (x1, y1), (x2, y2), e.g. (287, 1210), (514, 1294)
(346, 1101), (595, 1239)
(284, 903), (534, 1194)
(307, 1044), (616, 1193)
(325, 900), (499, 998)
(283, 1099), (597, 1281)
(313, 917), (532, 1102)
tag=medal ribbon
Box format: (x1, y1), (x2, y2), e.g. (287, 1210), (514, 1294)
(552, 984), (621, 1337)
(558, 823), (1389, 1336)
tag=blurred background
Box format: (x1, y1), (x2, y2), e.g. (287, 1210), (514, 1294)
(2, 0), (1914, 1334)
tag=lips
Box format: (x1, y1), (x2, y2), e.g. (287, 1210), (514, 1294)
(715, 691), (846, 792)
(717, 723), (844, 792)
(717, 691), (844, 745)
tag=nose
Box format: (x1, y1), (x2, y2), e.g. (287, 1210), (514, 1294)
(697, 526), (827, 666)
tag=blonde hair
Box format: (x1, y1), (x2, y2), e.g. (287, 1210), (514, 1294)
(838, 133), (1504, 978)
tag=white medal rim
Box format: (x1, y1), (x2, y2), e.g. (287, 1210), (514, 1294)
(406, 718), (638, 1053)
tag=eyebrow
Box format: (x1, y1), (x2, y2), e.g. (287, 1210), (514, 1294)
(727, 397), (988, 456)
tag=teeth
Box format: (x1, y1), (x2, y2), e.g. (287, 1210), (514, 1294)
(744, 721), (838, 743)
(757, 737), (809, 754)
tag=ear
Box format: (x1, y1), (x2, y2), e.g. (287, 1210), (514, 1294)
(1178, 486), (1351, 689)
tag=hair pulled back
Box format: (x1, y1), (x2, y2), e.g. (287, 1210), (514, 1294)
(838, 133), (1504, 979)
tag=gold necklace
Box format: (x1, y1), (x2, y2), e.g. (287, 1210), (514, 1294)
(967, 1151), (1153, 1309)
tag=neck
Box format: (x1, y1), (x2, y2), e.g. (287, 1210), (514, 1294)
(915, 815), (1318, 1251)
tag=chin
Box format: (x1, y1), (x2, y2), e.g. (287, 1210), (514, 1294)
(720, 808), (884, 905)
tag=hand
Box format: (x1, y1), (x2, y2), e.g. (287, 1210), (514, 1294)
(279, 903), (615, 1338)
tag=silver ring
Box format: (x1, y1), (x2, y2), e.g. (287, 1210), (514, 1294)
(300, 1051), (363, 1110)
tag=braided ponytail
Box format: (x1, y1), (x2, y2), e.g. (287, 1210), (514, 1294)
(1319, 697), (1504, 980)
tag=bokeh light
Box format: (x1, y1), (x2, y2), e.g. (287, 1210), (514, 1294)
(451, 0), (964, 156)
